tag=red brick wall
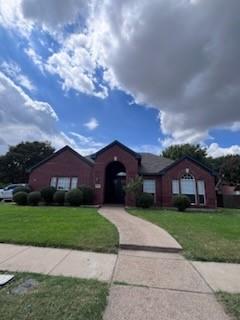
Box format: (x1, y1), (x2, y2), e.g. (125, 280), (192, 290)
(93, 145), (139, 205)
(29, 149), (93, 190)
(160, 159), (216, 208)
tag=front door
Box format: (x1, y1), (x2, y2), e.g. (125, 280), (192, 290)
(104, 161), (126, 204)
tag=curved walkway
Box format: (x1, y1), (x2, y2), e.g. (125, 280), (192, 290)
(99, 206), (182, 252)
(99, 206), (230, 320)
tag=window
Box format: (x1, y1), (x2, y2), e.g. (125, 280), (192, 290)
(197, 180), (205, 205)
(50, 177), (78, 190)
(172, 173), (207, 205)
(50, 177), (57, 188)
(71, 177), (78, 189)
(172, 180), (179, 195)
(57, 177), (71, 190)
(143, 180), (156, 194)
(180, 173), (196, 204)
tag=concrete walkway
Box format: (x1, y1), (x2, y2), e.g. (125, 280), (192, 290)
(104, 250), (230, 320)
(99, 206), (182, 252)
(0, 243), (116, 282)
(99, 207), (231, 320)
(193, 261), (240, 293)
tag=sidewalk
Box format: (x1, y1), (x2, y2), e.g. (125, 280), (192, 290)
(0, 243), (117, 282)
(99, 207), (231, 320)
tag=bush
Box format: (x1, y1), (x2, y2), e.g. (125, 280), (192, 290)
(136, 192), (154, 208)
(65, 188), (83, 206)
(13, 185), (31, 195)
(78, 185), (94, 205)
(173, 195), (191, 212)
(41, 186), (56, 205)
(28, 191), (41, 206)
(53, 190), (66, 206)
(13, 191), (28, 205)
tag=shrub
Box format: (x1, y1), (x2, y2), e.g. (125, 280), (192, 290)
(65, 188), (83, 206)
(53, 190), (66, 206)
(41, 186), (56, 205)
(136, 192), (154, 208)
(173, 195), (191, 212)
(79, 185), (94, 205)
(13, 185), (31, 195)
(28, 191), (41, 206)
(125, 176), (143, 198)
(13, 191), (28, 205)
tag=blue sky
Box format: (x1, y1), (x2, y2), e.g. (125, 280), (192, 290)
(0, 0), (239, 157)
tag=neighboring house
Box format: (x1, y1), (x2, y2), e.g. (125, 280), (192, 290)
(216, 179), (240, 208)
(28, 140), (217, 208)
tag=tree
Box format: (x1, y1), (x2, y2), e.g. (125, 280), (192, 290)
(211, 155), (240, 185)
(162, 143), (208, 164)
(0, 141), (55, 184)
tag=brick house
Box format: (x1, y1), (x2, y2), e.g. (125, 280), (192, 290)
(29, 140), (217, 208)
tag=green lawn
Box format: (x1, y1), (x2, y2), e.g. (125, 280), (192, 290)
(0, 272), (108, 320)
(0, 204), (118, 253)
(129, 208), (240, 263)
(217, 293), (240, 320)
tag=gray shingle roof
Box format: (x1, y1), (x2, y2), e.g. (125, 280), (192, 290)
(84, 152), (174, 175)
(139, 153), (174, 174)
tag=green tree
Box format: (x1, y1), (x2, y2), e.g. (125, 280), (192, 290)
(0, 141), (55, 184)
(162, 143), (208, 164)
(211, 155), (240, 185)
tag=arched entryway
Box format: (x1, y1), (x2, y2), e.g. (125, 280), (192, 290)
(104, 161), (126, 204)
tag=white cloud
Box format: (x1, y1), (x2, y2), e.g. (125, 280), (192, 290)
(87, 0), (240, 144)
(207, 143), (240, 158)
(1, 0), (240, 148)
(24, 47), (45, 73)
(69, 131), (104, 155)
(0, 71), (75, 154)
(1, 61), (36, 91)
(0, 0), (32, 35)
(84, 117), (99, 130)
(46, 33), (108, 98)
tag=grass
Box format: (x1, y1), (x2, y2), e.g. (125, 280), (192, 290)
(129, 208), (240, 263)
(217, 293), (240, 320)
(0, 204), (118, 253)
(0, 272), (108, 320)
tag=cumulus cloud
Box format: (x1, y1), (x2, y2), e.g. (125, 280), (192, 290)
(21, 0), (89, 28)
(45, 33), (108, 98)
(1, 0), (240, 151)
(84, 117), (99, 130)
(0, 71), (72, 154)
(207, 143), (240, 158)
(88, 0), (240, 144)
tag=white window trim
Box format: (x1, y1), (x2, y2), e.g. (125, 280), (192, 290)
(50, 177), (79, 190)
(172, 174), (206, 206)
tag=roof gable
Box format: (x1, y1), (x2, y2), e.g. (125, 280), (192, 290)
(90, 140), (141, 160)
(28, 145), (93, 172)
(160, 155), (216, 176)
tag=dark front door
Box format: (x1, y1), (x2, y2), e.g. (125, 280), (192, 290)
(104, 161), (126, 204)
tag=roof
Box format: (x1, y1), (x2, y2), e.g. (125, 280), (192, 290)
(28, 142), (216, 176)
(90, 140), (141, 160)
(139, 153), (174, 175)
(159, 155), (217, 176)
(28, 145), (93, 172)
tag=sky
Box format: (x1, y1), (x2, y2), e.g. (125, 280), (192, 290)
(0, 0), (239, 157)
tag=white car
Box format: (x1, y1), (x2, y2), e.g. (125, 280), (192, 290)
(0, 184), (27, 201)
